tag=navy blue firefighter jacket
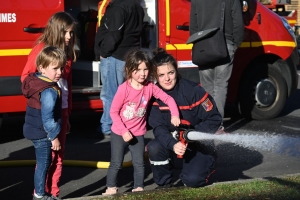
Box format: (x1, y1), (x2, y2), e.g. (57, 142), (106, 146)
(148, 78), (222, 151)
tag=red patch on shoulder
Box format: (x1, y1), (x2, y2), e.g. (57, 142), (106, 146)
(201, 98), (213, 112)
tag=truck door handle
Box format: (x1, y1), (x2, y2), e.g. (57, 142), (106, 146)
(257, 12), (261, 24)
(23, 27), (44, 33)
(176, 25), (189, 31)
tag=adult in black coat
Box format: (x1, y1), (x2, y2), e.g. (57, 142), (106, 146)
(190, 0), (244, 121)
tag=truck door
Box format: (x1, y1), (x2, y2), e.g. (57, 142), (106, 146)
(0, 0), (63, 113)
(160, 0), (199, 83)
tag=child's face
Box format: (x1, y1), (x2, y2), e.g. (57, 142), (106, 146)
(131, 61), (149, 85)
(64, 27), (74, 46)
(39, 62), (62, 82)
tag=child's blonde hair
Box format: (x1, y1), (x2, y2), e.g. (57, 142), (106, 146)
(37, 11), (77, 61)
(36, 46), (67, 71)
(125, 49), (153, 80)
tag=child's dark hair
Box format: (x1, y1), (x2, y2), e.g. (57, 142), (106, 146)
(125, 48), (152, 80)
(152, 48), (179, 79)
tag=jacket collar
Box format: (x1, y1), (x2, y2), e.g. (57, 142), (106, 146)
(35, 72), (54, 83)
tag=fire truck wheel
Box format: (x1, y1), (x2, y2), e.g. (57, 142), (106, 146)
(238, 63), (287, 120)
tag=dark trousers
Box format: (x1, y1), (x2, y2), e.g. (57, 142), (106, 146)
(106, 132), (145, 188)
(147, 139), (216, 188)
(199, 43), (236, 119)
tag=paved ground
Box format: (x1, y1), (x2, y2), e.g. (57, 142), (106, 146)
(1, 84), (300, 199)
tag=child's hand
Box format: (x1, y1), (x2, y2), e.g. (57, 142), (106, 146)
(122, 131), (133, 142)
(51, 138), (61, 151)
(171, 116), (180, 127)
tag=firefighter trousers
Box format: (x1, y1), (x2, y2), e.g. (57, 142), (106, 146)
(147, 139), (216, 188)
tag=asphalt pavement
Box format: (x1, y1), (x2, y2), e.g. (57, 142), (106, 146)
(1, 89), (300, 199)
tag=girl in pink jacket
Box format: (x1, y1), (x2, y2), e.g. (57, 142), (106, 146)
(102, 49), (180, 195)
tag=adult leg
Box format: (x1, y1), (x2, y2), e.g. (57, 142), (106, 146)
(106, 132), (128, 187)
(99, 57), (125, 134)
(114, 57), (126, 86)
(199, 68), (215, 98)
(180, 149), (216, 188)
(129, 136), (145, 189)
(99, 57), (113, 134)
(45, 108), (68, 197)
(147, 139), (173, 186)
(213, 44), (235, 118)
(32, 138), (52, 196)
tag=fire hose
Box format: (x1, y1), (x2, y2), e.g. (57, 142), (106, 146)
(0, 153), (149, 168)
(1, 120), (219, 167)
(0, 160), (133, 168)
(172, 119), (220, 158)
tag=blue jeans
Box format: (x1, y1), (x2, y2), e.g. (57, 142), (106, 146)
(99, 57), (125, 134)
(106, 132), (145, 188)
(32, 138), (52, 196)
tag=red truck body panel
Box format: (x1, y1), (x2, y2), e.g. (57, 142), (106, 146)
(0, 0), (298, 119)
(157, 0), (297, 104)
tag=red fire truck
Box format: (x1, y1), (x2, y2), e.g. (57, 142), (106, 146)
(259, 0), (297, 29)
(0, 0), (299, 123)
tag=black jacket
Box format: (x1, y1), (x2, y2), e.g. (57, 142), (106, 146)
(190, 0), (244, 47)
(94, 0), (144, 61)
(148, 78), (222, 151)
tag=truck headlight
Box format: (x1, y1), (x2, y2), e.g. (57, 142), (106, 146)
(281, 17), (297, 44)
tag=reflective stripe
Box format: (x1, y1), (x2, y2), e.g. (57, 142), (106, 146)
(165, 0), (170, 36)
(241, 41), (296, 48)
(104, 23), (123, 30)
(98, 0), (109, 27)
(0, 49), (31, 56)
(1, 40), (296, 57)
(166, 41), (297, 50)
(118, 23), (124, 30)
(149, 159), (169, 165)
(152, 92), (209, 110)
(287, 20), (296, 24)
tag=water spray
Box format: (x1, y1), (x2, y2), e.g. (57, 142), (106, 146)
(173, 126), (300, 157)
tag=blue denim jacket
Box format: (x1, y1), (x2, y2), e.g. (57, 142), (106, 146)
(40, 88), (61, 140)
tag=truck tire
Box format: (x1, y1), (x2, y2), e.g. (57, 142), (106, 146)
(238, 63), (287, 120)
